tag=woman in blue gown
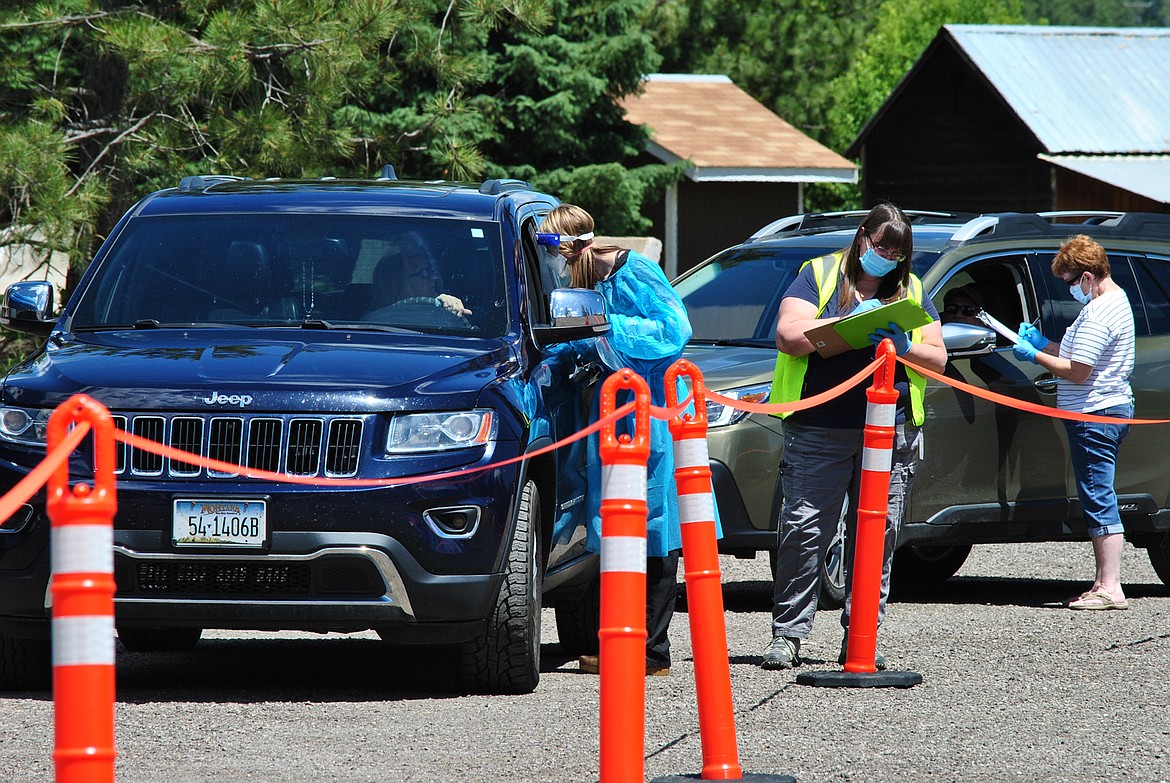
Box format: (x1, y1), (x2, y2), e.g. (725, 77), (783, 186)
(539, 204), (693, 676)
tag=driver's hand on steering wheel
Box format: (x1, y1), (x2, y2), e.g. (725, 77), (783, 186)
(436, 293), (472, 317)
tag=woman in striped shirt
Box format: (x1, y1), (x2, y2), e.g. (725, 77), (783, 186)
(1013, 234), (1136, 611)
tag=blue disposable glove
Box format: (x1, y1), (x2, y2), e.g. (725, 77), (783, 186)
(1013, 340), (1040, 363)
(849, 298), (883, 316)
(1018, 322), (1049, 350)
(869, 321), (912, 356)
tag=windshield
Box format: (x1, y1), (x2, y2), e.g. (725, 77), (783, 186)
(69, 214), (507, 337)
(675, 242), (946, 342)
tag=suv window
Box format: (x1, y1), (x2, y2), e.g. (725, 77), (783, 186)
(70, 214), (508, 337)
(1132, 254), (1170, 335)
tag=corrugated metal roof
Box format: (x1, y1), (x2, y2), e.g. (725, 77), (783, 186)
(619, 74), (857, 183)
(1040, 154), (1170, 203)
(947, 25), (1170, 154)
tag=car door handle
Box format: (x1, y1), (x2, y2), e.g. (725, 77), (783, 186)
(1034, 376), (1059, 393)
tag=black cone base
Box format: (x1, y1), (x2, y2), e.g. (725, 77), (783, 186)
(652, 774), (797, 783)
(796, 669), (922, 688)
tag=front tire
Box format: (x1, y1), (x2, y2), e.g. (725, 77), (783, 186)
(458, 480), (542, 694)
(892, 544), (973, 583)
(554, 573), (600, 656)
(0, 632), (51, 691)
(1146, 532), (1170, 586)
(117, 627), (202, 652)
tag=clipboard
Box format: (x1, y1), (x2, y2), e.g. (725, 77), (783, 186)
(804, 298), (934, 358)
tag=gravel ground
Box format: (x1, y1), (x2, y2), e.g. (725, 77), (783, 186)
(2, 541), (1168, 783)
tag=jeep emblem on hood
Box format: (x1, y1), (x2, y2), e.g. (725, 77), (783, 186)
(203, 391), (254, 407)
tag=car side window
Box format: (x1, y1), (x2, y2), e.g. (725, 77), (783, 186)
(933, 255), (1034, 347)
(520, 214), (552, 327)
(1128, 254), (1170, 335)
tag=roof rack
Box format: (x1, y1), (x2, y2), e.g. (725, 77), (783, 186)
(479, 178), (531, 195)
(950, 211), (1170, 243)
(748, 209), (976, 241)
(177, 175), (250, 193)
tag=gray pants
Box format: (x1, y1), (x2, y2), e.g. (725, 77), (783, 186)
(771, 421), (921, 640)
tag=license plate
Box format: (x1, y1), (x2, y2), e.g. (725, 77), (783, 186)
(172, 499), (266, 547)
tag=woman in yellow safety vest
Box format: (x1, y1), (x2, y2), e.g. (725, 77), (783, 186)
(760, 202), (946, 672)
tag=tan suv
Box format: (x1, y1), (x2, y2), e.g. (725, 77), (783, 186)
(677, 210), (1170, 603)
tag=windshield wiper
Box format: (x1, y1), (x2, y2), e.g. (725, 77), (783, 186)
(133, 319), (160, 329)
(300, 318), (334, 329)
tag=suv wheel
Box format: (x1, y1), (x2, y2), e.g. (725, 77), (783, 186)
(117, 627), (202, 652)
(458, 480), (542, 694)
(553, 573), (600, 656)
(769, 493), (848, 610)
(0, 632), (51, 691)
(892, 544), (973, 583)
(1147, 532), (1170, 586)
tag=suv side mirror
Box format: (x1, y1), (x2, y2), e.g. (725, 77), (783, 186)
(533, 288), (611, 347)
(1, 281), (57, 337)
(941, 321), (997, 356)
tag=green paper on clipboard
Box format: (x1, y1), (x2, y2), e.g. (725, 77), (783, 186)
(804, 298), (933, 358)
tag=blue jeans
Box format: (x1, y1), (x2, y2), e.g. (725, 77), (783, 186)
(1064, 403), (1132, 538)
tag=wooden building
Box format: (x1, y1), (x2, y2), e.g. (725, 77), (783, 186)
(620, 74), (856, 277)
(848, 25), (1170, 214)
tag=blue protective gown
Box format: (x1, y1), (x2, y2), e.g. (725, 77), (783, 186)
(547, 250), (696, 557)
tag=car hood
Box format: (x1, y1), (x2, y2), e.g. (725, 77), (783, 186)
(681, 343), (777, 391)
(2, 330), (516, 411)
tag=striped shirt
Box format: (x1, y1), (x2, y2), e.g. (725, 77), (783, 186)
(1057, 287), (1135, 413)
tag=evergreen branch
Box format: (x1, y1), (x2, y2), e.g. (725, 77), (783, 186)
(0, 7), (151, 31)
(66, 111), (158, 197)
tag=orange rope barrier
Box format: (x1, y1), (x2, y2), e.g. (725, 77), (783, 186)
(898, 357), (1170, 425)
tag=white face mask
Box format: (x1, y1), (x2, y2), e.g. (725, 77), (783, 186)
(1069, 273), (1093, 305)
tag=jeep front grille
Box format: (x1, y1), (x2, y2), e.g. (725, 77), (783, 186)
(111, 414), (364, 479)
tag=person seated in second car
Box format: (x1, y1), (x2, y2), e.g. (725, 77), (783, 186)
(941, 285), (987, 326)
(365, 244), (472, 321)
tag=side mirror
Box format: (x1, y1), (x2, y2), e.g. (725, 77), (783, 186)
(533, 288), (611, 347)
(1, 281), (57, 337)
(941, 321), (997, 356)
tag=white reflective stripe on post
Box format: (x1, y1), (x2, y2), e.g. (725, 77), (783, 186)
(601, 463), (647, 502)
(51, 525), (113, 575)
(673, 438), (709, 470)
(862, 445), (893, 473)
(677, 492), (716, 525)
(866, 401), (896, 427)
(600, 536), (648, 574)
(51, 615), (116, 667)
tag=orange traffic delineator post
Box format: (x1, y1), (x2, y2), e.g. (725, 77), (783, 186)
(46, 394), (119, 783)
(652, 360), (795, 783)
(798, 339), (922, 689)
(597, 368), (651, 783)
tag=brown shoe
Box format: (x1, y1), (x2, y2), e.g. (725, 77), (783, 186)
(578, 654), (671, 676)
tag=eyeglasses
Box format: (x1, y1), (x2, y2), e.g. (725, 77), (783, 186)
(864, 231), (905, 263)
(944, 304), (979, 316)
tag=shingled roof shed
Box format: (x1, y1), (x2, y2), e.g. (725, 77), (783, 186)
(620, 74), (856, 276)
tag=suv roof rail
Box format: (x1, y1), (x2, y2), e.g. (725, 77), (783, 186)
(952, 211), (1170, 243)
(377, 165), (398, 181)
(748, 209), (976, 241)
(178, 175), (249, 193)
(479, 178), (531, 195)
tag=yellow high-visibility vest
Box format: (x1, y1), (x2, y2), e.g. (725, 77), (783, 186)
(768, 252), (928, 425)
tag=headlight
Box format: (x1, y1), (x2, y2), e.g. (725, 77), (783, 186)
(705, 383), (770, 428)
(0, 406), (52, 446)
(386, 410), (497, 454)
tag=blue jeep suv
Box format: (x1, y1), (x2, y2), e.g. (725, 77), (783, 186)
(0, 172), (603, 694)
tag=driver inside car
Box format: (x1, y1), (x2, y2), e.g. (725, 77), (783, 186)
(365, 242), (472, 320)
